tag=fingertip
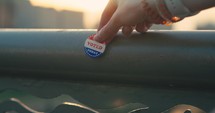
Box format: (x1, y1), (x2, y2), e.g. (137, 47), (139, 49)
(94, 29), (115, 43)
(136, 22), (152, 33)
(94, 33), (104, 43)
(136, 23), (147, 33)
(94, 33), (115, 44)
(122, 26), (134, 37)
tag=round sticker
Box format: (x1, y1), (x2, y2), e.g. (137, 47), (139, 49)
(84, 34), (106, 58)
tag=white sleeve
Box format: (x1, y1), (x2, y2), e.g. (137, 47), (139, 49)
(164, 0), (199, 18)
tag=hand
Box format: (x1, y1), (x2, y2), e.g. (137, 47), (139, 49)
(94, 0), (164, 43)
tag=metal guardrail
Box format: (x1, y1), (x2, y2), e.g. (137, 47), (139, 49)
(0, 29), (215, 113)
(0, 29), (215, 88)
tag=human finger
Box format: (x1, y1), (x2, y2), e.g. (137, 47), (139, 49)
(122, 26), (134, 36)
(94, 10), (122, 43)
(135, 22), (147, 33)
(97, 0), (118, 31)
(135, 22), (152, 33)
(145, 22), (152, 30)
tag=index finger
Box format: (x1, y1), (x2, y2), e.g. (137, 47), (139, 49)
(94, 0), (122, 43)
(97, 0), (118, 31)
(94, 11), (122, 43)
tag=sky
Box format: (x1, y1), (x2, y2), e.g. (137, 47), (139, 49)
(29, 0), (215, 29)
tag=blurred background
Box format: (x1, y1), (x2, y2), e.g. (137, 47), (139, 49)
(0, 0), (214, 30)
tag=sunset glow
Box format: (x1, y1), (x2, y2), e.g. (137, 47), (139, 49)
(30, 0), (109, 28)
(29, 0), (215, 30)
(30, 0), (108, 12)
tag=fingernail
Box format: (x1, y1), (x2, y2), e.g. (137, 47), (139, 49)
(93, 34), (100, 41)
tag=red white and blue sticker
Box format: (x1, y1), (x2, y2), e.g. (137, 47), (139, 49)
(84, 34), (106, 58)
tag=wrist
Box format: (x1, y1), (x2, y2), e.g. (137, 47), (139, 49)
(154, 0), (182, 24)
(164, 0), (199, 18)
(144, 0), (180, 25)
(143, 0), (199, 25)
(153, 0), (199, 24)
(142, 0), (166, 24)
